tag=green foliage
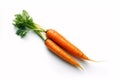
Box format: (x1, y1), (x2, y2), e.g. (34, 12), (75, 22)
(13, 10), (46, 40)
(13, 10), (35, 38)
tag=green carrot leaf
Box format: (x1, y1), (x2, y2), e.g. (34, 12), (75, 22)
(13, 10), (47, 40)
(13, 10), (34, 38)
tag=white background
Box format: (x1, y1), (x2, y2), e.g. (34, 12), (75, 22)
(0, 0), (120, 80)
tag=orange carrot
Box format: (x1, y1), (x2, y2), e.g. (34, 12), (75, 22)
(46, 29), (91, 61)
(13, 10), (94, 69)
(45, 39), (83, 69)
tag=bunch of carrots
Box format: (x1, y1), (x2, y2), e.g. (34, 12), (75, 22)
(13, 10), (94, 70)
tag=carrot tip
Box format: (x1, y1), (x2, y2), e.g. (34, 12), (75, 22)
(87, 59), (97, 62)
(76, 66), (84, 71)
(87, 59), (104, 63)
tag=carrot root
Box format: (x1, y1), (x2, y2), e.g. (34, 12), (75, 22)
(76, 65), (84, 71)
(45, 39), (82, 68)
(46, 29), (93, 61)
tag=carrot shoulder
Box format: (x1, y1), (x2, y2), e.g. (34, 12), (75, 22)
(46, 29), (91, 61)
(45, 39), (83, 69)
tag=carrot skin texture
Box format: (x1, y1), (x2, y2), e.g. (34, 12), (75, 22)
(46, 29), (90, 60)
(45, 39), (81, 68)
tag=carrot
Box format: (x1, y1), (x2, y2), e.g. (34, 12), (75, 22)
(45, 39), (83, 69)
(13, 10), (83, 69)
(46, 29), (92, 61)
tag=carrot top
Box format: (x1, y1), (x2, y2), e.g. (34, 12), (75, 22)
(13, 10), (46, 40)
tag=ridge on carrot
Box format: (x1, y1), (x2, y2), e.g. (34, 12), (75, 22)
(13, 10), (83, 69)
